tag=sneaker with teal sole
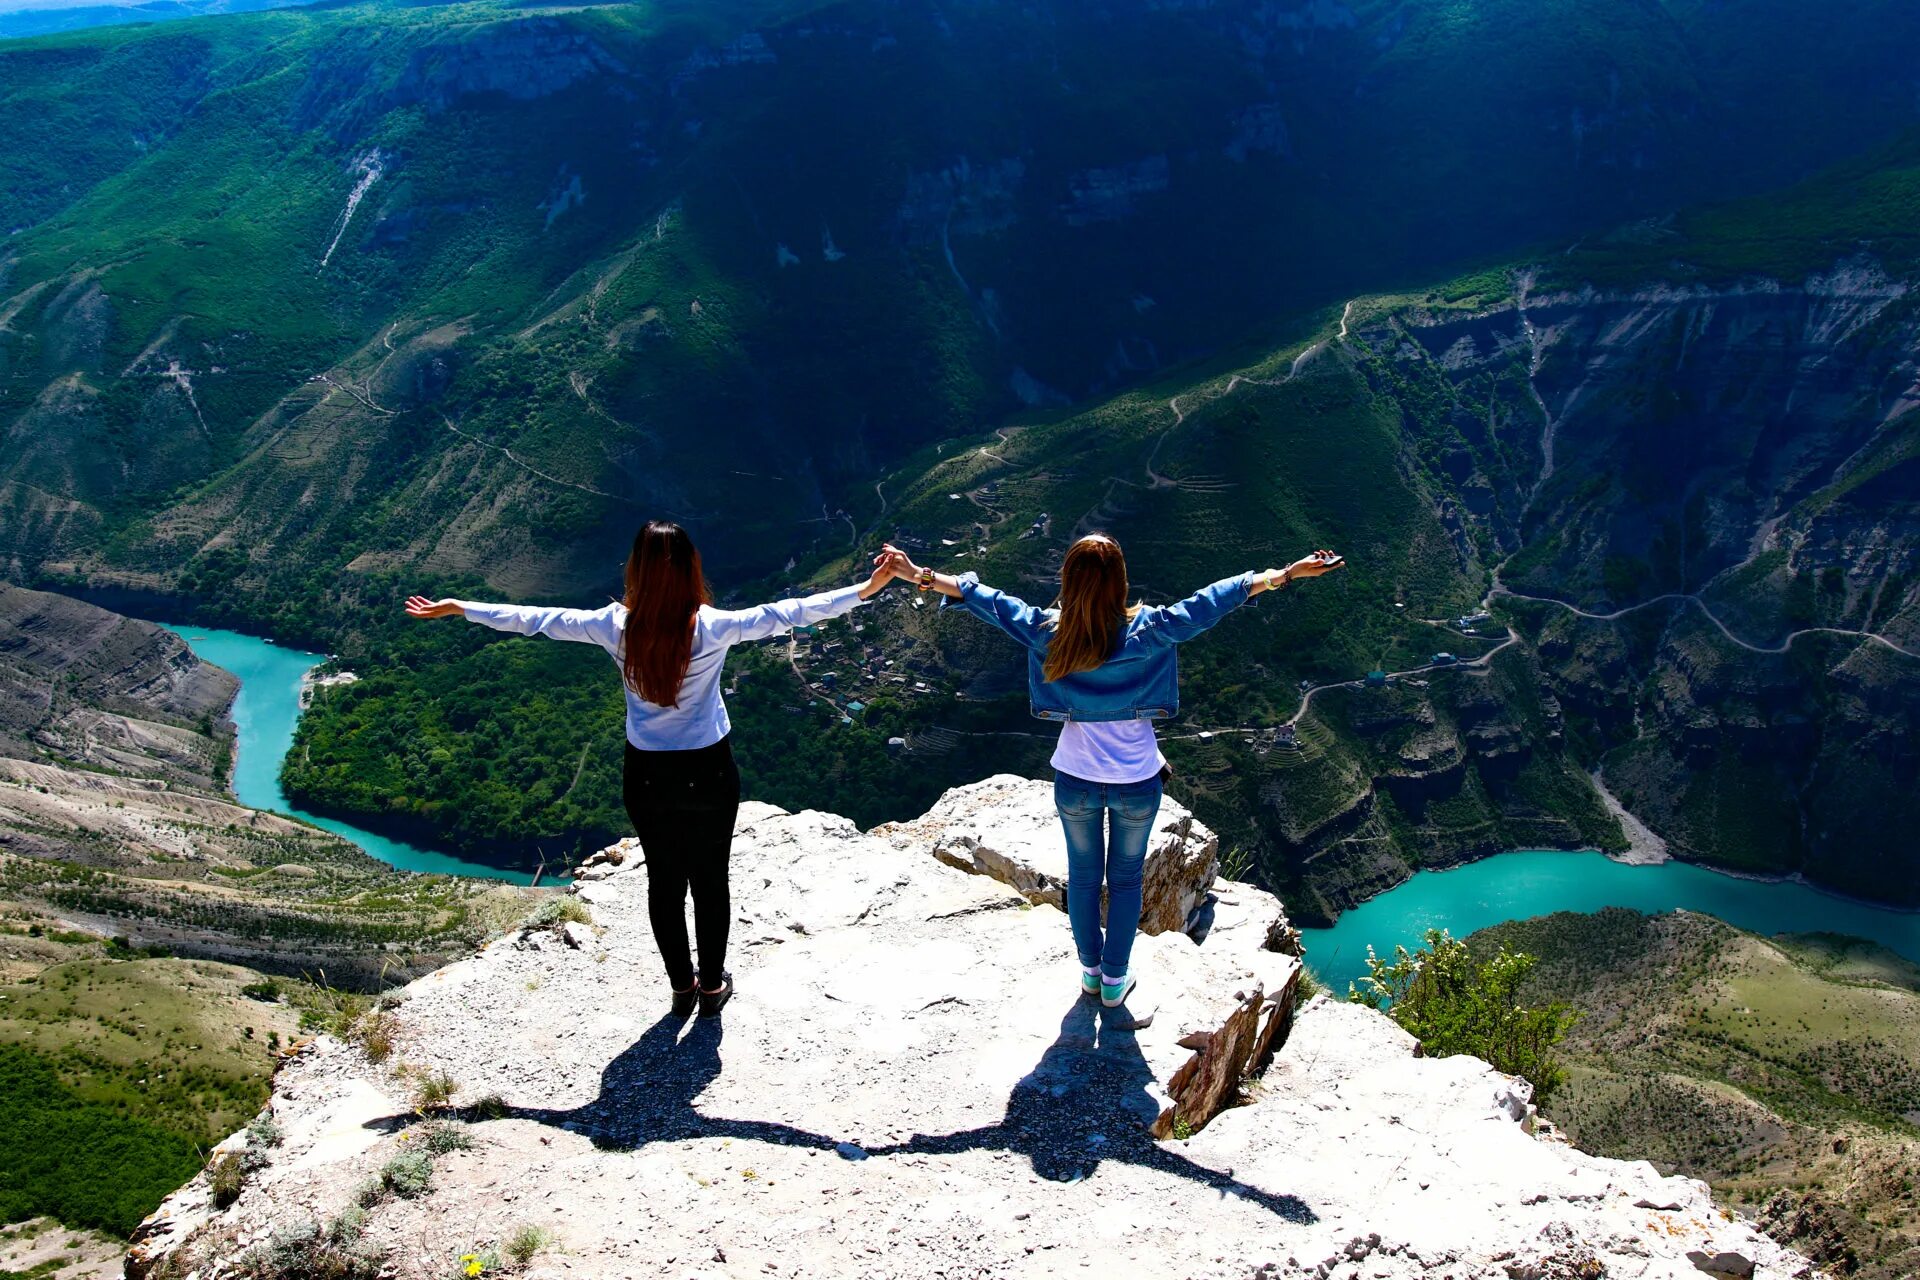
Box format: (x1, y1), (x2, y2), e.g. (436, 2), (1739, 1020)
(1100, 972), (1137, 1008)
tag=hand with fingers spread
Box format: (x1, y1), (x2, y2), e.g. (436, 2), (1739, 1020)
(1249, 549), (1345, 595)
(405, 596), (465, 619)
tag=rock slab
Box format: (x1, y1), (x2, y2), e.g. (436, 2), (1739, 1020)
(129, 787), (1812, 1280)
(875, 772), (1221, 936)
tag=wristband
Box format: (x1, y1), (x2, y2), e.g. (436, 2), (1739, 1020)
(1265, 570), (1285, 591)
(917, 568), (935, 591)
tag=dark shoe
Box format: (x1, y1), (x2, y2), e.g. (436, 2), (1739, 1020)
(670, 983), (698, 1019)
(698, 971), (734, 1018)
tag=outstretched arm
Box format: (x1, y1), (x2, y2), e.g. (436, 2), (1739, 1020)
(404, 595), (626, 655)
(700, 557), (897, 647)
(1143, 549), (1344, 645)
(876, 545), (1049, 648)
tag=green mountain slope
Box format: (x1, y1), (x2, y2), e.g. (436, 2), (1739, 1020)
(1472, 908), (1920, 1279)
(10, 0), (1920, 600)
(3, 0), (1918, 900)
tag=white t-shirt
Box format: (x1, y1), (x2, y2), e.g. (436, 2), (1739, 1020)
(1050, 719), (1166, 784)
(461, 585), (869, 751)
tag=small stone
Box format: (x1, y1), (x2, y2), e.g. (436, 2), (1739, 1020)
(1687, 1251), (1756, 1279)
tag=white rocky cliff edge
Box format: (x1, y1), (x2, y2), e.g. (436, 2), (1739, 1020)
(128, 778), (1812, 1280)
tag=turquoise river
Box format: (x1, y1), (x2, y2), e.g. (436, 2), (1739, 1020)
(1299, 850), (1920, 996)
(168, 626), (540, 884)
(170, 628), (1916, 971)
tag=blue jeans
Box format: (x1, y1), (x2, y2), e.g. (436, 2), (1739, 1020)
(1053, 771), (1163, 979)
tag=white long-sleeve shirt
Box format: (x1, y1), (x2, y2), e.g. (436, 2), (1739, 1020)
(460, 585), (870, 751)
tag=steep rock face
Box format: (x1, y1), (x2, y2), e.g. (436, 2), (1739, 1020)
(0, 580), (233, 787)
(1347, 265), (1920, 905)
(130, 783), (1809, 1280)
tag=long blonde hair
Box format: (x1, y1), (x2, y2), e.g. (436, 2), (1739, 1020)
(1042, 534), (1141, 682)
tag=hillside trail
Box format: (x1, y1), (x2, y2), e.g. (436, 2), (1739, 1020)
(1490, 583), (1920, 660)
(438, 415), (635, 504)
(1068, 302), (1358, 543)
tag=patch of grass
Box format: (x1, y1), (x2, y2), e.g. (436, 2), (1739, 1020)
(409, 1068), (460, 1115)
(503, 1225), (553, 1268)
(207, 1150), (247, 1209)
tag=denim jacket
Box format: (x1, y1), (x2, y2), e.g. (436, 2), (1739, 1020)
(942, 571), (1255, 721)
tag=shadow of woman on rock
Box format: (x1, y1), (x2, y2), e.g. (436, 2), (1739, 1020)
(495, 1012), (840, 1153)
(867, 1000), (1315, 1223)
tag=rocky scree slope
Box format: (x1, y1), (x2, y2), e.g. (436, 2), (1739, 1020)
(133, 780), (1811, 1280)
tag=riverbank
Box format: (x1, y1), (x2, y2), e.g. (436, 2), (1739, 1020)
(166, 625), (548, 885)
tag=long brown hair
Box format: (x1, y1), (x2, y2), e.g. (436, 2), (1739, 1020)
(1042, 533), (1141, 681)
(621, 521), (712, 706)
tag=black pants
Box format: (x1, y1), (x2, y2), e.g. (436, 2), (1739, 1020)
(622, 736), (740, 990)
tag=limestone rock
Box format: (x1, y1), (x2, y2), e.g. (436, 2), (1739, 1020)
(875, 773), (1219, 936)
(127, 788), (1811, 1280)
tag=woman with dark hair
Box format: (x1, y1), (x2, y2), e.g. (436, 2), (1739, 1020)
(407, 522), (895, 1017)
(877, 535), (1342, 1009)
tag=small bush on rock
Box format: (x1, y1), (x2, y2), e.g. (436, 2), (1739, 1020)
(417, 1119), (473, 1154)
(247, 1113), (284, 1149)
(470, 1093), (510, 1120)
(518, 897), (593, 932)
(456, 1247), (502, 1277)
(327, 1205), (367, 1244)
(354, 1009), (398, 1064)
(381, 1150), (434, 1199)
(411, 1069), (460, 1114)
(239, 1219), (385, 1280)
(1348, 928), (1578, 1101)
(208, 1151), (247, 1208)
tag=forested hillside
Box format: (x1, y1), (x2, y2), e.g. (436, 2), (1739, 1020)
(3, 0), (1917, 905)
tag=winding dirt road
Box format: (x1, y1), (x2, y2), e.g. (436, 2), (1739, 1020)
(1493, 585), (1920, 661)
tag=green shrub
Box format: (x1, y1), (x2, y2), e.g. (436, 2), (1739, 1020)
(518, 897), (593, 932)
(1348, 928), (1578, 1101)
(380, 1150), (433, 1199)
(247, 1113), (284, 1150)
(416, 1119), (473, 1155)
(238, 1219), (385, 1280)
(456, 1247), (502, 1278)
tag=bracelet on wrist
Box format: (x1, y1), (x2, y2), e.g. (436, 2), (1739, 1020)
(916, 568), (935, 591)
